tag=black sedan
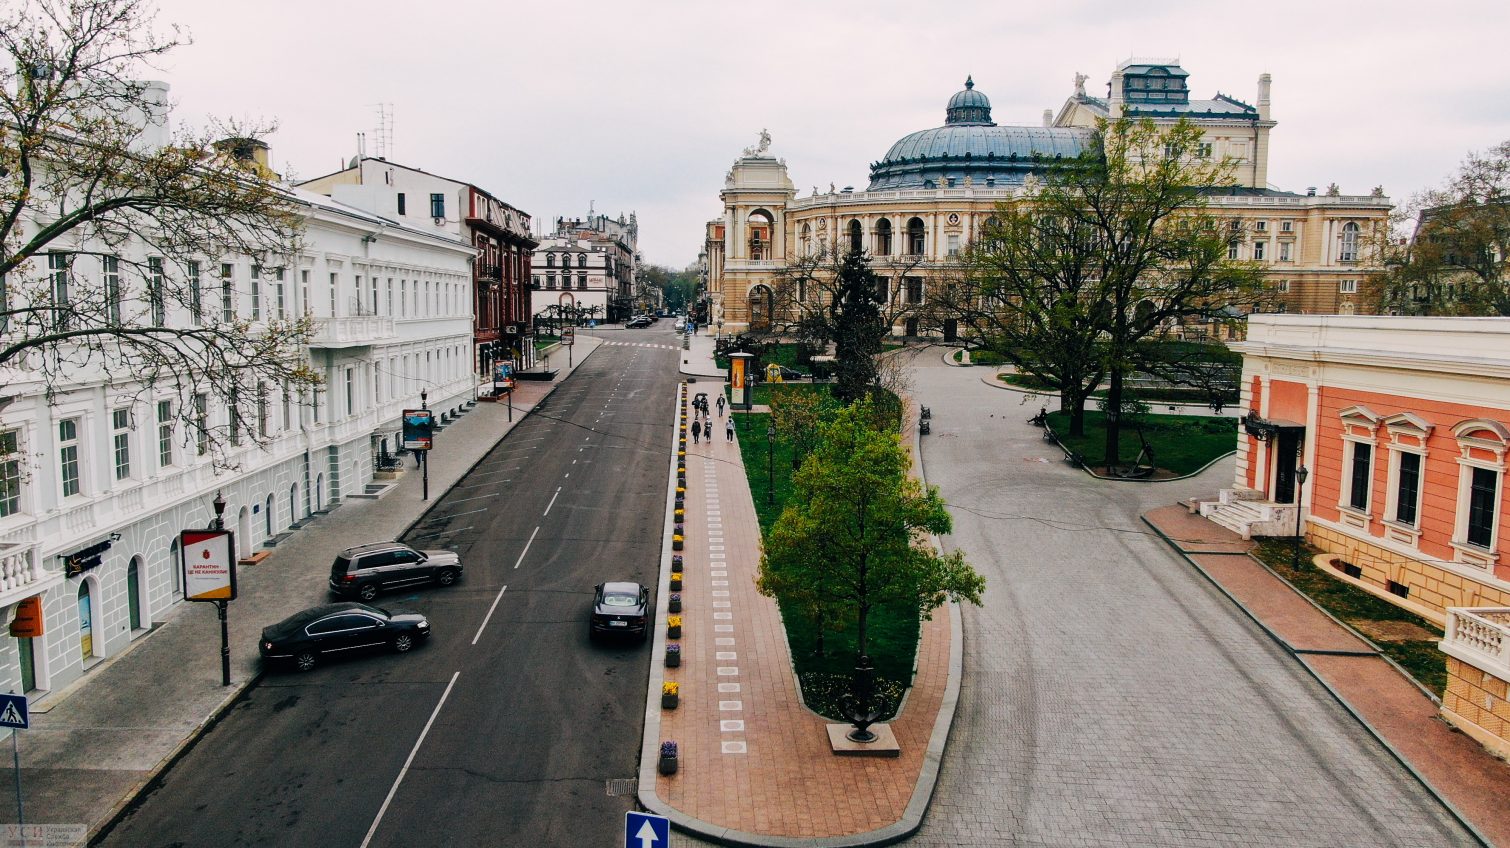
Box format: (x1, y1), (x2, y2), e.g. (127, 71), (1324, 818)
(589, 581), (650, 642)
(259, 602), (430, 671)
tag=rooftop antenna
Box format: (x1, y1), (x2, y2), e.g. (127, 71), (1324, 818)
(356, 132), (365, 160)
(373, 103), (394, 159)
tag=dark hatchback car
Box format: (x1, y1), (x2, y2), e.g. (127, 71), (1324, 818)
(626, 315), (653, 328)
(589, 581), (650, 642)
(329, 541), (462, 601)
(260, 602), (430, 671)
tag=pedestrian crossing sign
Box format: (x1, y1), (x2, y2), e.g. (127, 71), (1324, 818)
(0, 693), (28, 730)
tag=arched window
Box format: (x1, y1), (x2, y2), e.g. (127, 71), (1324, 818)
(800, 223), (812, 256)
(907, 217), (926, 255)
(874, 219), (892, 256)
(847, 219), (863, 255)
(577, 254), (587, 268)
(1340, 222), (1360, 262)
(747, 210), (774, 260)
(546, 254), (555, 267)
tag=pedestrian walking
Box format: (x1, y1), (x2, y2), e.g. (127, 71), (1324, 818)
(692, 419), (702, 444)
(725, 417), (734, 442)
(716, 395), (725, 416)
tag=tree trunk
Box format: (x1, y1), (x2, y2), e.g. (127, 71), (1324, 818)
(1068, 392), (1087, 437)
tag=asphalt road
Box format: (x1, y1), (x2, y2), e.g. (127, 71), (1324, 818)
(97, 326), (683, 848)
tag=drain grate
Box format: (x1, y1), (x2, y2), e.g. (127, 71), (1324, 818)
(605, 778), (638, 797)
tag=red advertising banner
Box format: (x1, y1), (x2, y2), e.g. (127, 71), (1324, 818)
(180, 529), (237, 602)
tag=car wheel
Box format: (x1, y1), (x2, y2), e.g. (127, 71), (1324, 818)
(295, 650), (317, 672)
(393, 634), (414, 653)
(436, 568), (459, 587)
(357, 583), (379, 602)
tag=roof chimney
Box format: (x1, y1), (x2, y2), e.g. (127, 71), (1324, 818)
(1257, 73), (1272, 121)
(1042, 108), (1053, 128)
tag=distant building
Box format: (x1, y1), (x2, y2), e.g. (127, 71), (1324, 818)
(1202, 313), (1510, 760)
(706, 61), (1390, 337)
(539, 214), (638, 322)
(529, 237), (616, 324)
(298, 157), (537, 375)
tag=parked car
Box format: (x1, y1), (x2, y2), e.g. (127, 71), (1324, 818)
(627, 315), (653, 328)
(260, 602), (430, 671)
(329, 541), (462, 601)
(589, 581), (650, 642)
(776, 366), (807, 381)
(673, 319), (685, 331)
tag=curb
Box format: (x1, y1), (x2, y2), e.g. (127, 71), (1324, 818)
(86, 341), (598, 848)
(1140, 516), (1492, 847)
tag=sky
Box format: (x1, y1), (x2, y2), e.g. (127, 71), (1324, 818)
(144, 0), (1510, 268)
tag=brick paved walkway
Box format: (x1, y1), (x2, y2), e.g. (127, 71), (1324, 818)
(643, 390), (951, 842)
(1145, 504), (1510, 847)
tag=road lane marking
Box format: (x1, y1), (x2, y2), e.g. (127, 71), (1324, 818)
(472, 585), (508, 645)
(543, 487), (562, 516)
(513, 526), (540, 569)
(446, 492), (496, 504)
(359, 670), (461, 848)
(448, 507), (488, 518)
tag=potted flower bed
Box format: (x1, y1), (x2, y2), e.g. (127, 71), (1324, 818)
(672, 554), (683, 570)
(672, 534), (684, 551)
(674, 507), (685, 521)
(668, 592), (682, 613)
(658, 740), (679, 775)
(666, 615), (682, 639)
(661, 681), (679, 709)
(665, 642), (681, 667)
(669, 572), (683, 591)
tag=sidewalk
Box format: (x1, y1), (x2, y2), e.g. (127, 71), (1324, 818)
(9, 337), (602, 843)
(637, 385), (957, 846)
(1143, 505), (1510, 847)
(679, 330), (726, 379)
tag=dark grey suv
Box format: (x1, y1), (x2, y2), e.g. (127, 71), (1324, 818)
(329, 542), (462, 601)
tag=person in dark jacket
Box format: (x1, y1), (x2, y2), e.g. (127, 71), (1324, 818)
(692, 419), (702, 443)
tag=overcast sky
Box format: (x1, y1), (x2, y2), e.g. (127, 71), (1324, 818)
(147, 0), (1510, 268)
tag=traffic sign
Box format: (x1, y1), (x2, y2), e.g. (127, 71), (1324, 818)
(624, 811), (668, 848)
(0, 694), (27, 730)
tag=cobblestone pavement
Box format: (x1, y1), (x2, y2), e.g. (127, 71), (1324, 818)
(899, 350), (1472, 847)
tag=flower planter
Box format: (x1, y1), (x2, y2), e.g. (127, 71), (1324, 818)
(674, 508), (685, 521)
(670, 575), (683, 591)
(668, 594), (682, 613)
(665, 649), (681, 667)
(662, 692), (679, 709)
(667, 624), (682, 639)
(658, 755), (679, 775)
(672, 555), (683, 570)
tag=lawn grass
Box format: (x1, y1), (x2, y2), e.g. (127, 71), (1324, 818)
(715, 341), (810, 372)
(732, 397), (919, 720)
(1047, 409), (1234, 476)
(534, 334), (560, 351)
(1250, 538), (1447, 695)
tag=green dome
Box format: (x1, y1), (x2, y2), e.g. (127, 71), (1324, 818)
(945, 76), (992, 125)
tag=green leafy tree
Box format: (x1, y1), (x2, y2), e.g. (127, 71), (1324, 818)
(758, 400), (984, 734)
(829, 249), (886, 404)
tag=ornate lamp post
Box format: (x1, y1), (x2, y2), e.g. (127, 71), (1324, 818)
(211, 491), (230, 686)
(766, 424), (776, 505)
(1291, 465), (1309, 570)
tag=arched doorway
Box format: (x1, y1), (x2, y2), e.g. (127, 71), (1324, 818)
(265, 493), (275, 536)
(748, 285), (774, 333)
(77, 582), (95, 661)
(289, 484), (298, 526)
(315, 474), (325, 511)
(237, 505), (251, 558)
(905, 317), (920, 337)
(169, 537), (182, 598)
(126, 556), (143, 631)
(747, 210), (774, 260)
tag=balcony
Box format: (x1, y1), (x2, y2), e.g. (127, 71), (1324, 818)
(1441, 607), (1510, 680)
(308, 315), (396, 348)
(0, 540), (56, 611)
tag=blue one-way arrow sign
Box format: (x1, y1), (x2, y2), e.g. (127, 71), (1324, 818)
(0, 694), (27, 730)
(625, 811), (669, 848)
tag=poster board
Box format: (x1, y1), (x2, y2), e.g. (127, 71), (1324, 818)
(180, 529), (237, 602)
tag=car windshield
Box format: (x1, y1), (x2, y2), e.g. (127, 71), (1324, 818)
(602, 592), (639, 607)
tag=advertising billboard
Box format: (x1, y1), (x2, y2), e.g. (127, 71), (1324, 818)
(729, 354), (750, 409)
(402, 408), (434, 450)
(493, 362), (515, 392)
(180, 529), (237, 602)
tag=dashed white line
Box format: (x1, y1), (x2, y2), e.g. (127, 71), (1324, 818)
(472, 585), (508, 645)
(543, 487), (562, 516)
(359, 671), (461, 848)
(513, 526), (540, 569)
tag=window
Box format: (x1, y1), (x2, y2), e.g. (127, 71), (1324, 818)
(157, 400), (173, 467)
(59, 418), (80, 497)
(194, 393), (208, 456)
(875, 219), (892, 256)
(0, 272), (8, 333)
(1196, 142), (1212, 158)
(103, 256), (122, 325)
(1394, 452), (1421, 526)
(577, 274), (587, 290)
(1227, 240), (1240, 260)
(1466, 467), (1499, 548)
(1278, 242), (1292, 262)
(400, 280), (407, 315)
(848, 220), (863, 254)
(301, 270), (310, 315)
(1255, 220), (1267, 232)
(947, 234), (961, 257)
(1252, 241), (1266, 261)
(430, 193), (445, 219)
(387, 278), (394, 315)
(189, 261), (203, 325)
(276, 269), (287, 318)
(547, 274), (556, 289)
(146, 257), (166, 325)
(577, 254), (586, 268)
(221, 263), (234, 322)
(1281, 220), (1293, 233)
(345, 368), (354, 417)
(874, 277), (889, 302)
(906, 277), (924, 304)
(112, 408), (131, 480)
(250, 266), (262, 321)
(329, 273), (338, 316)
(229, 389), (242, 446)
(397, 193), (406, 215)
(546, 254), (555, 267)
(0, 430), (20, 517)
(1276, 280), (1290, 293)
(1339, 221), (1360, 262)
(907, 218), (926, 255)
(257, 383), (270, 438)
(49, 253), (70, 331)
(1339, 279), (1357, 294)
(1347, 442), (1372, 511)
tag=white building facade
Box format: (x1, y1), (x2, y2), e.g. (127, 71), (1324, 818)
(529, 238), (615, 322)
(0, 186), (475, 700)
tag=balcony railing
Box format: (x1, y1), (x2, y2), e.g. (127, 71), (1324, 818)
(0, 540), (54, 610)
(308, 315), (396, 348)
(1441, 607), (1510, 680)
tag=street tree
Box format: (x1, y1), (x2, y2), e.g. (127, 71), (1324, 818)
(1368, 139), (1510, 316)
(767, 242), (930, 348)
(1, 0), (316, 466)
(829, 249), (887, 404)
(757, 399), (984, 737)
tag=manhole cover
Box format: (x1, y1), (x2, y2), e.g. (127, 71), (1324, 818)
(605, 778), (638, 796)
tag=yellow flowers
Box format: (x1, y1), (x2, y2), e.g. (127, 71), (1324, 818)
(662, 681), (679, 696)
(667, 615), (682, 628)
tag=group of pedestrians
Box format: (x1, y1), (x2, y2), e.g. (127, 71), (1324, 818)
(689, 392), (733, 444)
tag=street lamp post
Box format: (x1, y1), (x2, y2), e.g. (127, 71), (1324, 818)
(420, 390), (429, 502)
(211, 491), (230, 687)
(1291, 464), (1309, 570)
(766, 424), (775, 505)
